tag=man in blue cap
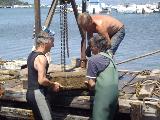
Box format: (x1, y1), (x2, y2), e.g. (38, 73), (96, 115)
(32, 26), (55, 64)
(27, 29), (62, 120)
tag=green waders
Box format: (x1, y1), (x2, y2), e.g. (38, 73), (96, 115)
(92, 52), (118, 120)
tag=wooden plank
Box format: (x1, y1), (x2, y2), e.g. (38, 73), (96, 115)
(120, 74), (145, 95)
(118, 99), (131, 113)
(130, 102), (143, 120)
(119, 93), (134, 100)
(0, 88), (26, 102)
(0, 106), (90, 120)
(138, 84), (155, 100)
(44, 0), (58, 28)
(24, 71), (88, 90)
(129, 75), (146, 85)
(0, 95), (159, 119)
(118, 98), (159, 114)
(34, 0), (41, 37)
(0, 107), (33, 120)
(64, 114), (89, 120)
(146, 75), (160, 81)
(121, 86), (136, 94)
(51, 96), (93, 110)
(3, 79), (22, 89)
(119, 72), (139, 91)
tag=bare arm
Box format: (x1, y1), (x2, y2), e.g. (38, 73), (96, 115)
(103, 32), (111, 48)
(34, 55), (62, 92)
(97, 27), (111, 48)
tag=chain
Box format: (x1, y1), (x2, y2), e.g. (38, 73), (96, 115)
(60, 1), (69, 71)
(64, 2), (69, 58)
(60, 4), (64, 71)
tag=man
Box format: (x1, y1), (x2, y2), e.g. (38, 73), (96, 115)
(26, 29), (62, 120)
(78, 12), (125, 57)
(85, 34), (118, 120)
(32, 26), (53, 64)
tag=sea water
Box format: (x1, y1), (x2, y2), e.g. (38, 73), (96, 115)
(0, 8), (160, 70)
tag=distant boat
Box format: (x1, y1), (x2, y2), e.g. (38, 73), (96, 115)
(111, 3), (159, 14)
(87, 0), (103, 14)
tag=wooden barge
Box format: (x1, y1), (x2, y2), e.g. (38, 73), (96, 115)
(0, 0), (160, 119)
(0, 60), (160, 120)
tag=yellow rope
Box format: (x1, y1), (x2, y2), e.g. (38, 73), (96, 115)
(122, 79), (160, 98)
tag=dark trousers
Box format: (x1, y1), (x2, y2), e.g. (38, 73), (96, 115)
(26, 89), (53, 120)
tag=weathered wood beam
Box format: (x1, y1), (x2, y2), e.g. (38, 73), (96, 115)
(0, 106), (90, 120)
(0, 107), (33, 120)
(34, 0), (41, 39)
(44, 0), (58, 28)
(0, 89), (26, 102)
(130, 102), (143, 120)
(119, 72), (139, 90)
(138, 84), (155, 100)
(70, 0), (87, 68)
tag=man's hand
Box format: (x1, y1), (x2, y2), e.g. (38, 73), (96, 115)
(51, 82), (63, 92)
(84, 79), (95, 90)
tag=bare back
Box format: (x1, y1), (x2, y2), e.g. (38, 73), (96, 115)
(91, 15), (123, 38)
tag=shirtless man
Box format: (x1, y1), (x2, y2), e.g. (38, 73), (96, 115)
(78, 12), (125, 56)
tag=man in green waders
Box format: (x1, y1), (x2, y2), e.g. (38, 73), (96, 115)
(85, 34), (118, 120)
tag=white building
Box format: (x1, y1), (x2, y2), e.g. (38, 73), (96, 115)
(87, 0), (103, 14)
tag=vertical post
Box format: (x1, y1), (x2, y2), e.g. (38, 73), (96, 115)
(34, 0), (41, 39)
(71, 0), (87, 68)
(81, 0), (87, 68)
(82, 0), (87, 13)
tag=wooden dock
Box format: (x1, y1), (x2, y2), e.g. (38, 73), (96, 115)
(0, 61), (160, 120)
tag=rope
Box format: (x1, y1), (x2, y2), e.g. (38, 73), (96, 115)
(122, 79), (160, 98)
(116, 49), (160, 65)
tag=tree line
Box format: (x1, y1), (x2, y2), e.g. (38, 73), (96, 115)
(0, 0), (29, 6)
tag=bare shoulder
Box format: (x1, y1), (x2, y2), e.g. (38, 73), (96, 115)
(34, 55), (47, 69)
(92, 15), (110, 20)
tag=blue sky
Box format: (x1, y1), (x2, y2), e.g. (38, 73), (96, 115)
(23, 0), (160, 5)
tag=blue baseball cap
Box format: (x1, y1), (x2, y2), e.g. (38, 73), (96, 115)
(42, 26), (55, 37)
